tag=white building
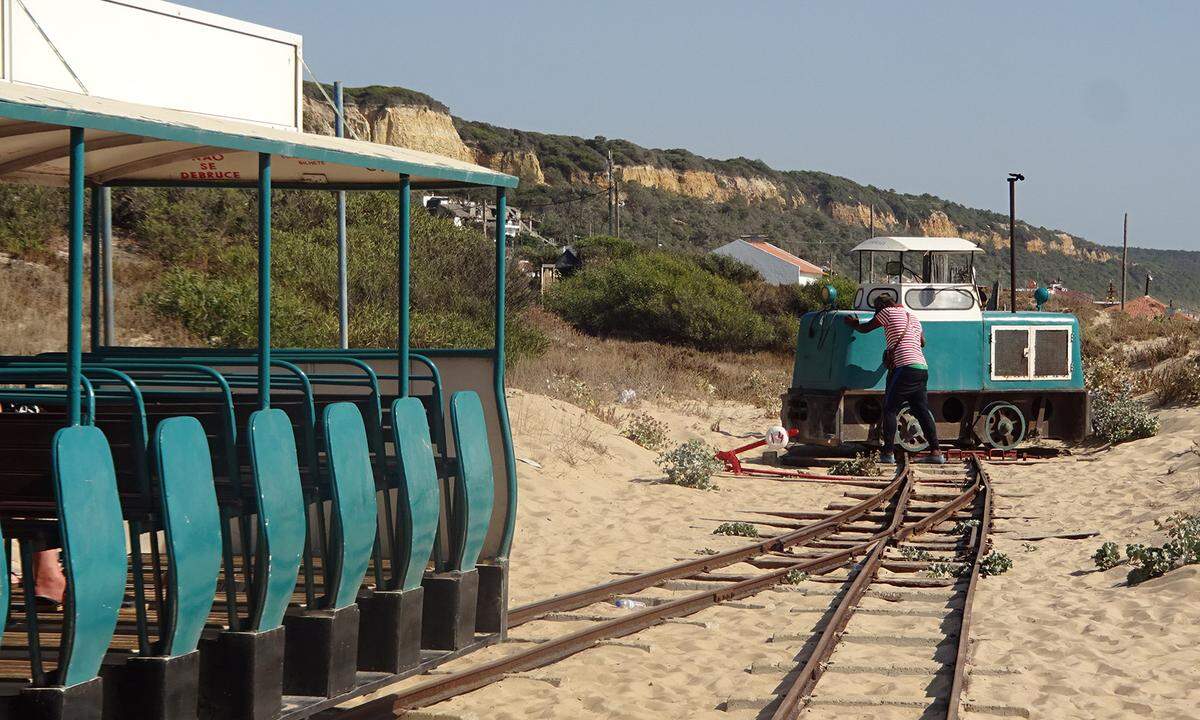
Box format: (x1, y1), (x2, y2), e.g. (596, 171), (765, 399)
(711, 236), (824, 285)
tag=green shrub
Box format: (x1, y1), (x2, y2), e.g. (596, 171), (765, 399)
(1093, 541), (1122, 571)
(899, 546), (932, 562)
(697, 253), (761, 283)
(713, 521), (759, 537)
(1123, 513), (1200, 584)
(621, 412), (670, 450)
(782, 569), (809, 584)
(979, 551), (1013, 577)
(830, 451), (882, 477)
(656, 439), (722, 490)
(547, 251), (774, 351)
(1091, 393), (1160, 444)
(926, 561), (966, 578)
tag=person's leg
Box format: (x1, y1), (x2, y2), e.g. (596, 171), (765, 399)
(33, 549), (66, 603)
(879, 371), (904, 462)
(904, 369), (944, 462)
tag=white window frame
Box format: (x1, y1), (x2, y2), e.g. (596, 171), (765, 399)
(990, 325), (1073, 381)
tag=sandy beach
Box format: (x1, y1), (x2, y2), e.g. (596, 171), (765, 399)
(339, 393), (1200, 719)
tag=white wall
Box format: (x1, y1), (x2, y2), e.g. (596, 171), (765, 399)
(1, 0), (302, 130)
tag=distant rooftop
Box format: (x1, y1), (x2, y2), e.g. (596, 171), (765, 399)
(740, 239), (824, 275)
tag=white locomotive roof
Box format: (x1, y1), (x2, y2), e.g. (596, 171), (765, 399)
(851, 236), (982, 253)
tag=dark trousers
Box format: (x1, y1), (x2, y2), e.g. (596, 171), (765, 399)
(881, 366), (939, 455)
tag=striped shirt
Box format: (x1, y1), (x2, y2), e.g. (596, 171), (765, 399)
(874, 306), (926, 369)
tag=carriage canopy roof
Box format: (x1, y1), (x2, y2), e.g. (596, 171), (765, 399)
(851, 236), (982, 253)
(0, 82), (518, 190)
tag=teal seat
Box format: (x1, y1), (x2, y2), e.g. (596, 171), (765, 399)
(247, 408), (306, 631)
(390, 397), (441, 590)
(51, 425), (127, 687)
(448, 391), (495, 572)
(155, 416), (222, 655)
(322, 402), (377, 607)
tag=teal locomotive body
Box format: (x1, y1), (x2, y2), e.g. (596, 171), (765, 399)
(782, 237), (1089, 450)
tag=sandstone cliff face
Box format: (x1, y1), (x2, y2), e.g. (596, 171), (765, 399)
(829, 201), (897, 229)
(474, 150), (546, 185)
(574, 165), (802, 206)
(304, 96), (475, 163)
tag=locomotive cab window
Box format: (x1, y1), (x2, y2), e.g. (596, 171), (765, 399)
(904, 287), (976, 311)
(991, 325), (1072, 380)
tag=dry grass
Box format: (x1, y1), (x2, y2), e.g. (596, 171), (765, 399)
(0, 238), (197, 356)
(508, 309), (792, 416)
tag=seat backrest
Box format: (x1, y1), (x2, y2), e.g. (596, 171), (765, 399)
(321, 402), (377, 607)
(52, 425), (127, 687)
(247, 408), (306, 631)
(448, 391), (495, 572)
(390, 397), (441, 590)
(155, 416), (222, 656)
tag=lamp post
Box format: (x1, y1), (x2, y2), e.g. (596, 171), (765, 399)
(1007, 173), (1024, 312)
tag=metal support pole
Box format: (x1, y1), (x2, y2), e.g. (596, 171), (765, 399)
(89, 185), (101, 350)
(398, 175), (411, 396)
(1007, 173), (1023, 313)
(101, 187), (114, 345)
(335, 81), (349, 348)
(494, 187), (517, 559)
(67, 127), (85, 426)
(258, 153), (272, 409)
(1120, 212), (1128, 310)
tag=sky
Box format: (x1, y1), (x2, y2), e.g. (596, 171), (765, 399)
(179, 1), (1199, 252)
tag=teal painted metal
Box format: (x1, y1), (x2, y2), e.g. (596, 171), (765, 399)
(89, 185), (101, 349)
(247, 408), (306, 631)
(398, 175), (411, 396)
(155, 416), (222, 655)
(101, 187), (114, 344)
(67, 127), (84, 426)
(790, 310), (1084, 394)
(493, 187), (518, 559)
(0, 521), (6, 640)
(449, 391), (494, 571)
(258, 152), (272, 409)
(0, 98), (518, 189)
(52, 425), (126, 686)
(390, 397), (441, 590)
(322, 402), (378, 607)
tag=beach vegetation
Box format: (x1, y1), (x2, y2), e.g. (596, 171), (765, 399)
(657, 439), (722, 490)
(713, 521), (759, 538)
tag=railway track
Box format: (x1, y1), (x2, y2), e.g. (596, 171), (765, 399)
(331, 458), (998, 720)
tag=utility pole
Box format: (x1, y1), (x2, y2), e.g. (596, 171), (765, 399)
(869, 204), (875, 238)
(1120, 212), (1129, 310)
(1007, 173), (1024, 313)
(607, 149), (615, 236)
(614, 168), (621, 238)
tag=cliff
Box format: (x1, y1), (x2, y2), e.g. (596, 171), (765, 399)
(301, 83), (1198, 306)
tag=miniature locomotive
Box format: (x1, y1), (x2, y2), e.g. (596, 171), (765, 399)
(782, 237), (1089, 451)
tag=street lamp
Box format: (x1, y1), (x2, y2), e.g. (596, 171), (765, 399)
(1007, 173), (1024, 312)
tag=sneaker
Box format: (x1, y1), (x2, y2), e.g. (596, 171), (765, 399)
(919, 453), (947, 465)
(878, 453), (896, 464)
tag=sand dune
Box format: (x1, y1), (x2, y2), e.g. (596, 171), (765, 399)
(352, 394), (1200, 719)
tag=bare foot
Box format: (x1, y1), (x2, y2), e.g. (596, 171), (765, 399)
(32, 549), (65, 603)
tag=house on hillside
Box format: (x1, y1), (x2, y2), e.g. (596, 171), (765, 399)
(710, 235), (824, 285)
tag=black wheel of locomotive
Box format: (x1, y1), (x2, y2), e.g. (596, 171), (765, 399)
(894, 405), (931, 452)
(979, 401), (1026, 450)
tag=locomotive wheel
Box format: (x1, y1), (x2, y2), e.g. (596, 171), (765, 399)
(980, 401), (1026, 450)
(894, 405), (930, 452)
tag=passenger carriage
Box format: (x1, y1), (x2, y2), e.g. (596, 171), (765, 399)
(782, 237), (1089, 452)
(0, 68), (518, 720)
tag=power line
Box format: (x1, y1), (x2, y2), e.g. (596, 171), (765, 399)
(522, 189), (608, 209)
